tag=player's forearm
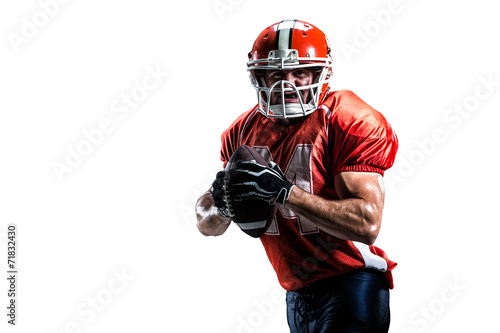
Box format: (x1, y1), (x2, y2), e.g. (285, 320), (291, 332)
(285, 187), (381, 245)
(195, 191), (231, 236)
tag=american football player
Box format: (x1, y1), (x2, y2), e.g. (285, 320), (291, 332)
(195, 19), (398, 332)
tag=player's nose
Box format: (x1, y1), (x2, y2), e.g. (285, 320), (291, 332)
(284, 72), (297, 82)
(283, 72), (300, 87)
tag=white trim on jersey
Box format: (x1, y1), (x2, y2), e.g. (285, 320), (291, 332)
(352, 241), (388, 271)
(319, 104), (332, 134)
(319, 104), (332, 119)
(238, 109), (259, 147)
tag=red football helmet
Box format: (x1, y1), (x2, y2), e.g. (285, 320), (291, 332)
(247, 20), (333, 119)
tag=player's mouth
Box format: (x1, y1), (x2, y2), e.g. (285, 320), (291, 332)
(277, 92), (301, 103)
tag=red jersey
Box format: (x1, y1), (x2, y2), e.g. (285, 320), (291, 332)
(220, 90), (399, 291)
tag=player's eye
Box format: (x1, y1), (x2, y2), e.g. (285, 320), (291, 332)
(294, 69), (308, 76)
(269, 71), (283, 79)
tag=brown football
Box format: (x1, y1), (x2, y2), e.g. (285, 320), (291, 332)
(225, 145), (277, 238)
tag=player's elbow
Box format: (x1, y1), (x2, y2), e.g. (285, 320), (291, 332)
(195, 203), (231, 237)
(197, 220), (230, 237)
(195, 209), (225, 237)
(359, 206), (382, 245)
(362, 223), (380, 245)
(197, 224), (216, 237)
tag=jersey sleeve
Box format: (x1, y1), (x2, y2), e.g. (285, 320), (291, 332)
(329, 90), (398, 176)
(220, 126), (237, 168)
(220, 107), (257, 168)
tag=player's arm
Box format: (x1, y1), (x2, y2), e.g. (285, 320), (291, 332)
(285, 171), (385, 245)
(223, 161), (385, 244)
(195, 190), (231, 237)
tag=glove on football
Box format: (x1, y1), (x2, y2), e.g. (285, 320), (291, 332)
(211, 171), (233, 218)
(228, 160), (295, 205)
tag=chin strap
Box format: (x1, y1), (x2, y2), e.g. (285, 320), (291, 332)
(268, 102), (316, 119)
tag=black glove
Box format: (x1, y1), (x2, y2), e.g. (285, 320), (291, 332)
(211, 171), (233, 218)
(228, 160), (295, 205)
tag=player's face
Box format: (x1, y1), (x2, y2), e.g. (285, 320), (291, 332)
(264, 69), (316, 105)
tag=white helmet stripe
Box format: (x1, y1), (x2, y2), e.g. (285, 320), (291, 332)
(276, 20), (296, 50)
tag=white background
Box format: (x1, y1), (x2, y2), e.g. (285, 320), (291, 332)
(1, 0), (499, 332)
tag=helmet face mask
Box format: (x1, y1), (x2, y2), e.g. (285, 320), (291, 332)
(247, 20), (333, 119)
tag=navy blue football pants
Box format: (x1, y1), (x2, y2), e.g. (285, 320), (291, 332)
(286, 269), (390, 332)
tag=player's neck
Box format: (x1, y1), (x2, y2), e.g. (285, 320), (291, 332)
(275, 117), (308, 127)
